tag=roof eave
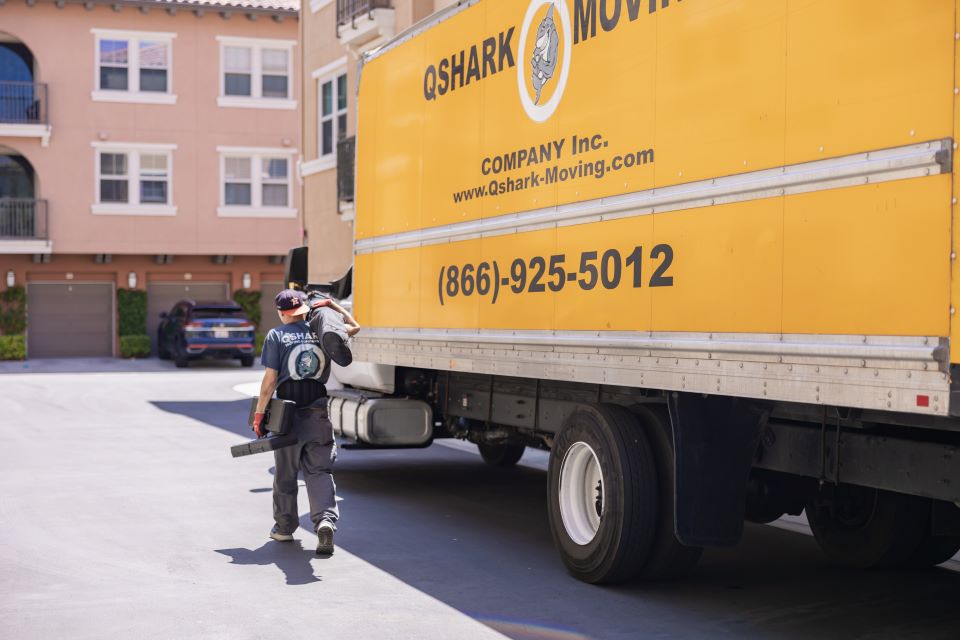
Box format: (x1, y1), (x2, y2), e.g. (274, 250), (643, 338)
(52, 0), (299, 17)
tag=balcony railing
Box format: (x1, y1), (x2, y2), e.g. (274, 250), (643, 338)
(0, 199), (48, 239)
(337, 135), (356, 207)
(336, 0), (392, 31)
(0, 81), (48, 125)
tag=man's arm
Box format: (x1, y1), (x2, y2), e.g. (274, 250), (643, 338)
(325, 299), (361, 337)
(256, 367), (279, 414)
(253, 367), (279, 436)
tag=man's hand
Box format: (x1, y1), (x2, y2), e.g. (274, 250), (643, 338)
(253, 411), (267, 437)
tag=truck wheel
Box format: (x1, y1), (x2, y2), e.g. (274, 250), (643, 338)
(806, 485), (928, 569)
(240, 355), (254, 367)
(907, 532), (960, 568)
(547, 404), (658, 584)
(630, 404), (703, 580)
(906, 501), (960, 568)
(478, 442), (525, 468)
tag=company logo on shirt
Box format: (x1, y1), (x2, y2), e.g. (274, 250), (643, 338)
(280, 331), (318, 346)
(286, 343), (327, 380)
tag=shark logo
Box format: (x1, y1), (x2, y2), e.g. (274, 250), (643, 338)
(517, 0), (572, 122)
(530, 4), (559, 105)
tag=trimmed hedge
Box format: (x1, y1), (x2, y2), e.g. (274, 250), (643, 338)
(0, 335), (26, 360)
(117, 289), (147, 336)
(233, 289), (262, 330)
(0, 286), (26, 335)
(120, 334), (151, 359)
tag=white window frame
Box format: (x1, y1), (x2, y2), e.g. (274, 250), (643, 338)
(217, 146), (297, 218)
(91, 29), (177, 105)
(302, 56), (348, 177)
(216, 36), (296, 110)
(91, 142), (177, 216)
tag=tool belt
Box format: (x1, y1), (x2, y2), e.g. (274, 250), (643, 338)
(277, 379), (327, 408)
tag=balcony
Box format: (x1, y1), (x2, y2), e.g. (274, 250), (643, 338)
(0, 198), (51, 253)
(0, 82), (51, 146)
(337, 135), (355, 213)
(336, 0), (395, 51)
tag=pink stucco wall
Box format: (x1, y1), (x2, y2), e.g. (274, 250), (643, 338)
(1, 1), (301, 256)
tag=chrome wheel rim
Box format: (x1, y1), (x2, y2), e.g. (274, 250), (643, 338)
(559, 441), (604, 545)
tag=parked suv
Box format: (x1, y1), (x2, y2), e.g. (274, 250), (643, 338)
(158, 300), (256, 368)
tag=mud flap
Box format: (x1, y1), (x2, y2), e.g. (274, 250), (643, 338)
(668, 392), (770, 547)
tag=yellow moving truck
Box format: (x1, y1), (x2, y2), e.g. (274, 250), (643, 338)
(304, 0), (960, 582)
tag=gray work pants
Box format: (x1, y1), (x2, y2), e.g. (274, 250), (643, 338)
(273, 400), (339, 534)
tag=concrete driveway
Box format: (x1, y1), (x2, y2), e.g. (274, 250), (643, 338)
(2, 359), (960, 639)
(0, 360), (507, 640)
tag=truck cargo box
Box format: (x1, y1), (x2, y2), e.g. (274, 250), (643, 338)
(349, 0), (958, 417)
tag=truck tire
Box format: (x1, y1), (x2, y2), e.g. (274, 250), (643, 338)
(806, 486), (929, 569)
(478, 442), (525, 468)
(630, 404), (703, 580)
(240, 355), (255, 367)
(547, 404), (658, 584)
(907, 533), (960, 568)
(906, 502), (960, 568)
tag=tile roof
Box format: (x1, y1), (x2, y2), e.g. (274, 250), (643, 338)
(138, 0), (299, 13)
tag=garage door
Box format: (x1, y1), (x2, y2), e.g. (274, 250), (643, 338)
(147, 282), (229, 354)
(259, 281), (284, 334)
(27, 282), (114, 358)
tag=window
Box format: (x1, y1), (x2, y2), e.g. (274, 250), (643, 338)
(320, 73), (348, 157)
(92, 143), (176, 215)
(217, 37), (296, 109)
(99, 40), (129, 91)
(217, 147), (296, 217)
(224, 46), (252, 97)
(92, 29), (176, 104)
(139, 41), (169, 92)
(139, 153), (169, 204)
(99, 153), (128, 203)
(224, 157), (252, 205)
(302, 58), (348, 177)
(261, 49), (289, 98)
(262, 158), (289, 206)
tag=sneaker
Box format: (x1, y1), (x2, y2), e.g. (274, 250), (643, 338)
(316, 521), (335, 555)
(270, 525), (294, 542)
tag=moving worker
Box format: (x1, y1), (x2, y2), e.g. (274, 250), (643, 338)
(254, 289), (360, 555)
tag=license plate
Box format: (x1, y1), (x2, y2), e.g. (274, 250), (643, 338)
(214, 330), (229, 339)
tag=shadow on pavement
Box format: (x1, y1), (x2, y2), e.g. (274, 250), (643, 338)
(323, 446), (960, 640)
(215, 539), (322, 586)
(152, 399), (252, 438)
(151, 398), (960, 639)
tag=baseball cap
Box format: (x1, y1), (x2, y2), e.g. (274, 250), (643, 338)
(275, 289), (310, 316)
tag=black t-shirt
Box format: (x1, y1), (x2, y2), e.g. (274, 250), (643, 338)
(260, 321), (331, 387)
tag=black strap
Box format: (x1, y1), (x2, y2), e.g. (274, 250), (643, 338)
(277, 379), (327, 408)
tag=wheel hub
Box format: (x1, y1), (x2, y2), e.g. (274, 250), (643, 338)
(558, 441), (604, 545)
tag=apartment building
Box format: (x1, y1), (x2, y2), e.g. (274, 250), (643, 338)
(299, 0), (455, 284)
(0, 0), (300, 357)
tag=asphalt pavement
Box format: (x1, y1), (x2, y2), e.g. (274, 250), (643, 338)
(2, 360), (959, 639)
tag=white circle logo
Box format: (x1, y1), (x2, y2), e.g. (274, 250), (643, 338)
(286, 343), (327, 380)
(517, 0), (572, 123)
